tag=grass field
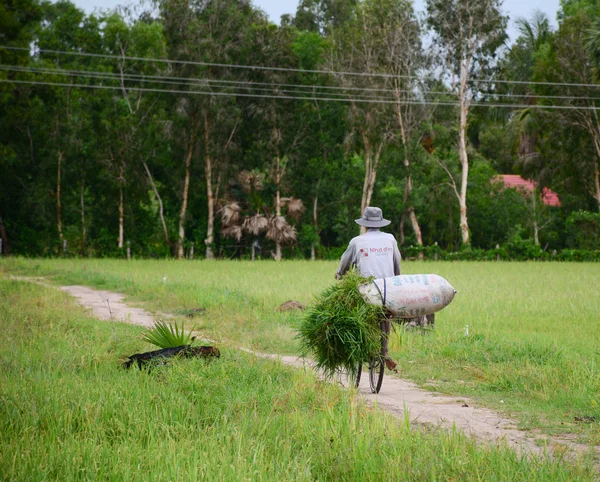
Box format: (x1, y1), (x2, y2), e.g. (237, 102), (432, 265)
(4, 278), (595, 480)
(1, 257), (599, 477)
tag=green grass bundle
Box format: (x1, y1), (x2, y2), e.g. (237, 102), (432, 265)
(298, 270), (386, 379)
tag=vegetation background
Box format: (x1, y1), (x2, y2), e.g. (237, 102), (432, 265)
(1, 0), (600, 259)
(4, 273), (598, 480)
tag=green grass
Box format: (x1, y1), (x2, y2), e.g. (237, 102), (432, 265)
(3, 279), (595, 480)
(2, 257), (600, 447)
(298, 270), (384, 379)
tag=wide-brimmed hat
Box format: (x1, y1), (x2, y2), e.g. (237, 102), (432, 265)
(355, 206), (391, 228)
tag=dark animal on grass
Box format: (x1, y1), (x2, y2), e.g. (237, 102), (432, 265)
(123, 345), (220, 370)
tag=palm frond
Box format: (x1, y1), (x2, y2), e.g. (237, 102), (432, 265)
(141, 320), (195, 348)
(238, 170), (265, 192)
(242, 213), (268, 235)
(221, 202), (241, 226)
(222, 224), (243, 242)
(286, 197), (305, 221)
(266, 216), (297, 244)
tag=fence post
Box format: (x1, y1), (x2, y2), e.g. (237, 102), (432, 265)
(496, 244), (500, 262)
(433, 241), (438, 261)
(189, 242), (194, 260)
(63, 239), (67, 256)
(0, 238), (2, 256)
(127, 240), (131, 260)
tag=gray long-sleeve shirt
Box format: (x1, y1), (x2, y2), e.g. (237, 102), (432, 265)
(336, 229), (401, 279)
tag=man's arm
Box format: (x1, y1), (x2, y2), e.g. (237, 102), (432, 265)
(335, 242), (356, 279)
(393, 241), (401, 276)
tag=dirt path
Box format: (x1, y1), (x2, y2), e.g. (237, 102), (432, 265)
(13, 278), (597, 464)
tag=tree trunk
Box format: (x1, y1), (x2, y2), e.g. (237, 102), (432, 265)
(203, 114), (215, 260)
(80, 180), (86, 255)
(394, 91), (423, 249)
(399, 211), (406, 246)
(359, 137), (383, 236)
(595, 161), (600, 212)
(177, 132), (195, 259)
(143, 161), (174, 253)
(274, 154), (282, 261)
(400, 163), (412, 245)
(359, 136), (372, 235)
(590, 129), (600, 212)
(458, 59), (471, 246)
(409, 207), (424, 259)
(0, 215), (10, 255)
(531, 191), (540, 245)
(363, 140), (383, 223)
(57, 150), (63, 242)
(311, 192), (318, 261)
(118, 161), (124, 249)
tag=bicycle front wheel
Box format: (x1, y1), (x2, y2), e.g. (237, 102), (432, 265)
(369, 357), (385, 394)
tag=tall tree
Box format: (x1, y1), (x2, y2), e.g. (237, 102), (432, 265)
(329, 0), (398, 231)
(522, 12), (600, 211)
(0, 0), (42, 254)
(244, 22), (307, 261)
(159, 0), (260, 258)
(34, 0), (104, 253)
(370, 0), (426, 249)
(426, 0), (507, 244)
(100, 13), (167, 250)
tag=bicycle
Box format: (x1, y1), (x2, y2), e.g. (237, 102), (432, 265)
(354, 353), (385, 394)
(354, 319), (387, 394)
(353, 314), (434, 394)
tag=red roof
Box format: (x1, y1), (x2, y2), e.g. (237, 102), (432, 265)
(495, 175), (561, 207)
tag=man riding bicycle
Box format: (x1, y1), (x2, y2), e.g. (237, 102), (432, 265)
(335, 206), (401, 371)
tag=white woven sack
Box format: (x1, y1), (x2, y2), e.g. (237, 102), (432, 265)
(359, 274), (457, 318)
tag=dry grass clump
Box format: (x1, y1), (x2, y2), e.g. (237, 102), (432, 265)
(298, 270), (386, 379)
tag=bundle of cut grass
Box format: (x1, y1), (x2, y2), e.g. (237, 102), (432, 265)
(297, 269), (386, 379)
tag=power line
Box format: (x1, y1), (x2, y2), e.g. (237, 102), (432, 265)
(3, 63), (600, 103)
(0, 63), (409, 96)
(0, 64), (436, 99)
(3, 77), (600, 110)
(0, 65), (413, 101)
(0, 78), (439, 105)
(3, 44), (600, 89)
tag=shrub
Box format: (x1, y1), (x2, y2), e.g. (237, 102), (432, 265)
(566, 211), (600, 250)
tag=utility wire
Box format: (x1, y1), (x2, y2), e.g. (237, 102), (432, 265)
(3, 78), (600, 110)
(0, 65), (417, 101)
(3, 44), (600, 89)
(3, 64), (600, 103)
(0, 64), (438, 99)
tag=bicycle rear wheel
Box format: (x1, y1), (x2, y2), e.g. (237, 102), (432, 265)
(368, 357), (384, 394)
(354, 363), (362, 388)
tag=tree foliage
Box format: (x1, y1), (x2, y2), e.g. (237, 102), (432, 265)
(0, 0), (598, 258)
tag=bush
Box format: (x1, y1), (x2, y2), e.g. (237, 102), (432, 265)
(504, 234), (546, 260)
(317, 245), (346, 260)
(557, 249), (600, 262)
(399, 243), (599, 262)
(566, 211), (600, 250)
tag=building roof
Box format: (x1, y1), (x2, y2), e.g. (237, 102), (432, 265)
(495, 175), (561, 207)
